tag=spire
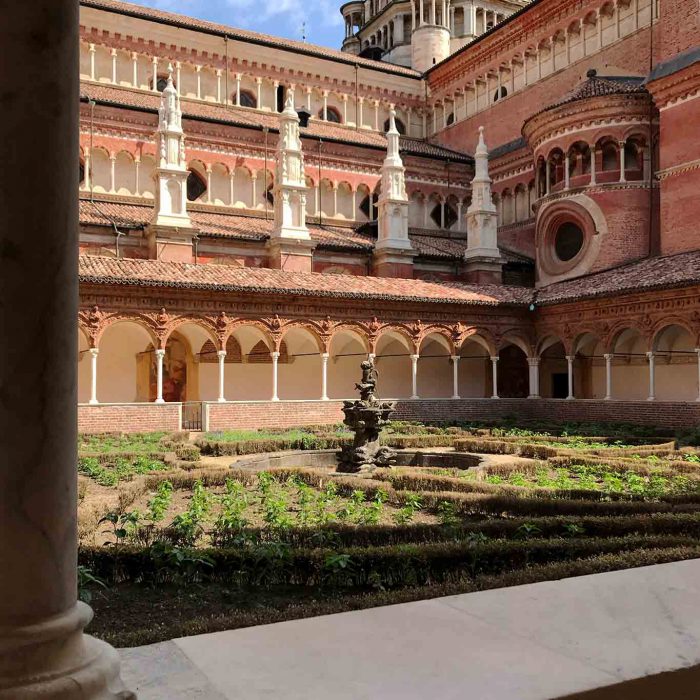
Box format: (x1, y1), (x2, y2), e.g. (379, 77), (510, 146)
(464, 126), (501, 278)
(271, 88), (310, 240)
(376, 107), (413, 263)
(151, 68), (191, 230)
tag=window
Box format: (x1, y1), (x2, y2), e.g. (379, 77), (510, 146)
(554, 222), (584, 261)
(276, 85), (286, 113)
(156, 74), (173, 93)
(383, 117), (406, 135)
(186, 170), (207, 201)
(265, 185), (274, 205)
(430, 202), (457, 229)
(601, 143), (618, 171)
(446, 112), (455, 126)
(359, 193), (377, 220)
(493, 86), (508, 102)
(239, 90), (257, 108)
(321, 106), (342, 123)
(79, 160), (85, 185)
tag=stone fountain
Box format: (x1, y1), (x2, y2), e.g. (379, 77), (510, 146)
(337, 358), (397, 474)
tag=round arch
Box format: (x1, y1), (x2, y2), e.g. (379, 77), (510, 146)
(418, 332), (454, 398)
(651, 324), (698, 401)
(328, 329), (370, 399)
(278, 326), (323, 400)
(374, 329), (413, 399)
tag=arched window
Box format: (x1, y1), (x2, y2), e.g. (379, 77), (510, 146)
(321, 106), (342, 123)
(430, 202), (457, 229)
(239, 90), (257, 108)
(446, 112), (455, 126)
(79, 160), (85, 186)
(276, 84), (286, 113)
(601, 142), (618, 171)
(156, 74), (174, 93)
(383, 117), (406, 135)
(186, 169), (207, 201)
(493, 86), (508, 102)
(359, 193), (378, 220)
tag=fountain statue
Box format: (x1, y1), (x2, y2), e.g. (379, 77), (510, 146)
(337, 358), (397, 474)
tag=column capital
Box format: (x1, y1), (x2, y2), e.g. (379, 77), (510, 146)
(527, 356), (540, 366)
(604, 353), (614, 361)
(646, 351), (655, 359)
(89, 347), (100, 357)
(155, 348), (166, 357)
(217, 350), (227, 358)
(451, 355), (460, 362)
(271, 351), (281, 359)
(490, 355), (499, 363)
(321, 352), (330, 360)
(410, 354), (420, 361)
(566, 355), (575, 362)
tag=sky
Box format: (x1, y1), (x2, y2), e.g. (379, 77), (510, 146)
(128, 0), (346, 48)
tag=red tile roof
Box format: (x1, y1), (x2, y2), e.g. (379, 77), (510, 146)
(80, 82), (471, 162)
(537, 251), (700, 304)
(79, 255), (532, 305)
(545, 72), (647, 112)
(80, 0), (420, 78)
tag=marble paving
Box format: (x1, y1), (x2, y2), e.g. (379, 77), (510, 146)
(119, 558), (700, 699)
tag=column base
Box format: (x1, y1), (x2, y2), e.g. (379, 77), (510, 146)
(217, 398), (226, 403)
(527, 394), (540, 399)
(647, 397), (656, 402)
(0, 602), (134, 700)
(451, 395), (460, 400)
(88, 399), (99, 406)
(155, 398), (165, 404)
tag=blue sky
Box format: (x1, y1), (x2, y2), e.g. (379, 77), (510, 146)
(129, 0), (346, 49)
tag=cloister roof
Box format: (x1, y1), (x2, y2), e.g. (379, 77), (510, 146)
(80, 82), (471, 163)
(537, 250), (700, 304)
(78, 255), (532, 306)
(79, 198), (532, 262)
(80, 0), (421, 78)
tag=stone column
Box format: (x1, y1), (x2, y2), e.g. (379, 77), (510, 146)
(256, 77), (262, 110)
(109, 153), (116, 193)
(132, 51), (138, 87)
(271, 351), (280, 401)
(217, 350), (227, 402)
(321, 353), (330, 400)
(322, 91), (328, 120)
(590, 147), (597, 185)
(411, 354), (419, 399)
(216, 69), (222, 103)
(527, 357), (540, 398)
(89, 348), (99, 405)
(566, 355), (575, 399)
(155, 348), (165, 403)
(564, 153), (570, 190)
(647, 351), (656, 401)
(619, 140), (627, 183)
(604, 353), (613, 400)
(152, 55), (158, 91)
(490, 356), (499, 398)
(0, 1), (132, 697)
(451, 355), (460, 399)
(236, 73), (241, 105)
(89, 42), (96, 80)
(545, 159), (551, 195)
(110, 47), (117, 84)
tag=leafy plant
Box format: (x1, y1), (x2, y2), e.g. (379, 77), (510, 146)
(77, 565), (107, 604)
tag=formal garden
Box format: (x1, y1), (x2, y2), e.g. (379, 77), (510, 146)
(78, 420), (700, 648)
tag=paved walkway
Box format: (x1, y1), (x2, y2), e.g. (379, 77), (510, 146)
(119, 559), (700, 700)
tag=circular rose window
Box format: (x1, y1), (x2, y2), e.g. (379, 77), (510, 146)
(554, 222), (584, 262)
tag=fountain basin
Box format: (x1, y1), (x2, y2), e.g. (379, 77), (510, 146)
(229, 449), (483, 472)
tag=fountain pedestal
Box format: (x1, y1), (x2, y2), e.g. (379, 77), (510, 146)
(337, 360), (397, 474)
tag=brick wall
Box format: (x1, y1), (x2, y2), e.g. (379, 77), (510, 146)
(78, 403), (182, 434)
(205, 401), (346, 431)
(77, 399), (700, 434)
(435, 29), (658, 156)
(659, 0), (700, 60)
(395, 399), (700, 429)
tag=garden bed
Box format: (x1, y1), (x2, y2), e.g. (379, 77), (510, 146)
(76, 423), (700, 647)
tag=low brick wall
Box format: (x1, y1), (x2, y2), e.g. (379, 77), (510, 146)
(395, 399), (700, 430)
(78, 403), (182, 434)
(205, 401), (345, 432)
(77, 399), (700, 434)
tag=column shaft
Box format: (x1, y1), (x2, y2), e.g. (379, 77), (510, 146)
(321, 353), (329, 400)
(491, 356), (499, 398)
(89, 348), (99, 405)
(155, 349), (165, 403)
(0, 1), (130, 696)
(411, 354), (419, 399)
(527, 358), (540, 398)
(604, 353), (613, 400)
(647, 352), (656, 401)
(272, 351), (280, 401)
(566, 355), (575, 399)
(217, 350), (226, 402)
(451, 356), (460, 399)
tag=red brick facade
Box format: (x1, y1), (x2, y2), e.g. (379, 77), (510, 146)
(77, 403), (182, 434)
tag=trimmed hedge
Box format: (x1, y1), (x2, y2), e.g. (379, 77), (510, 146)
(196, 435), (350, 456)
(80, 534), (700, 589)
